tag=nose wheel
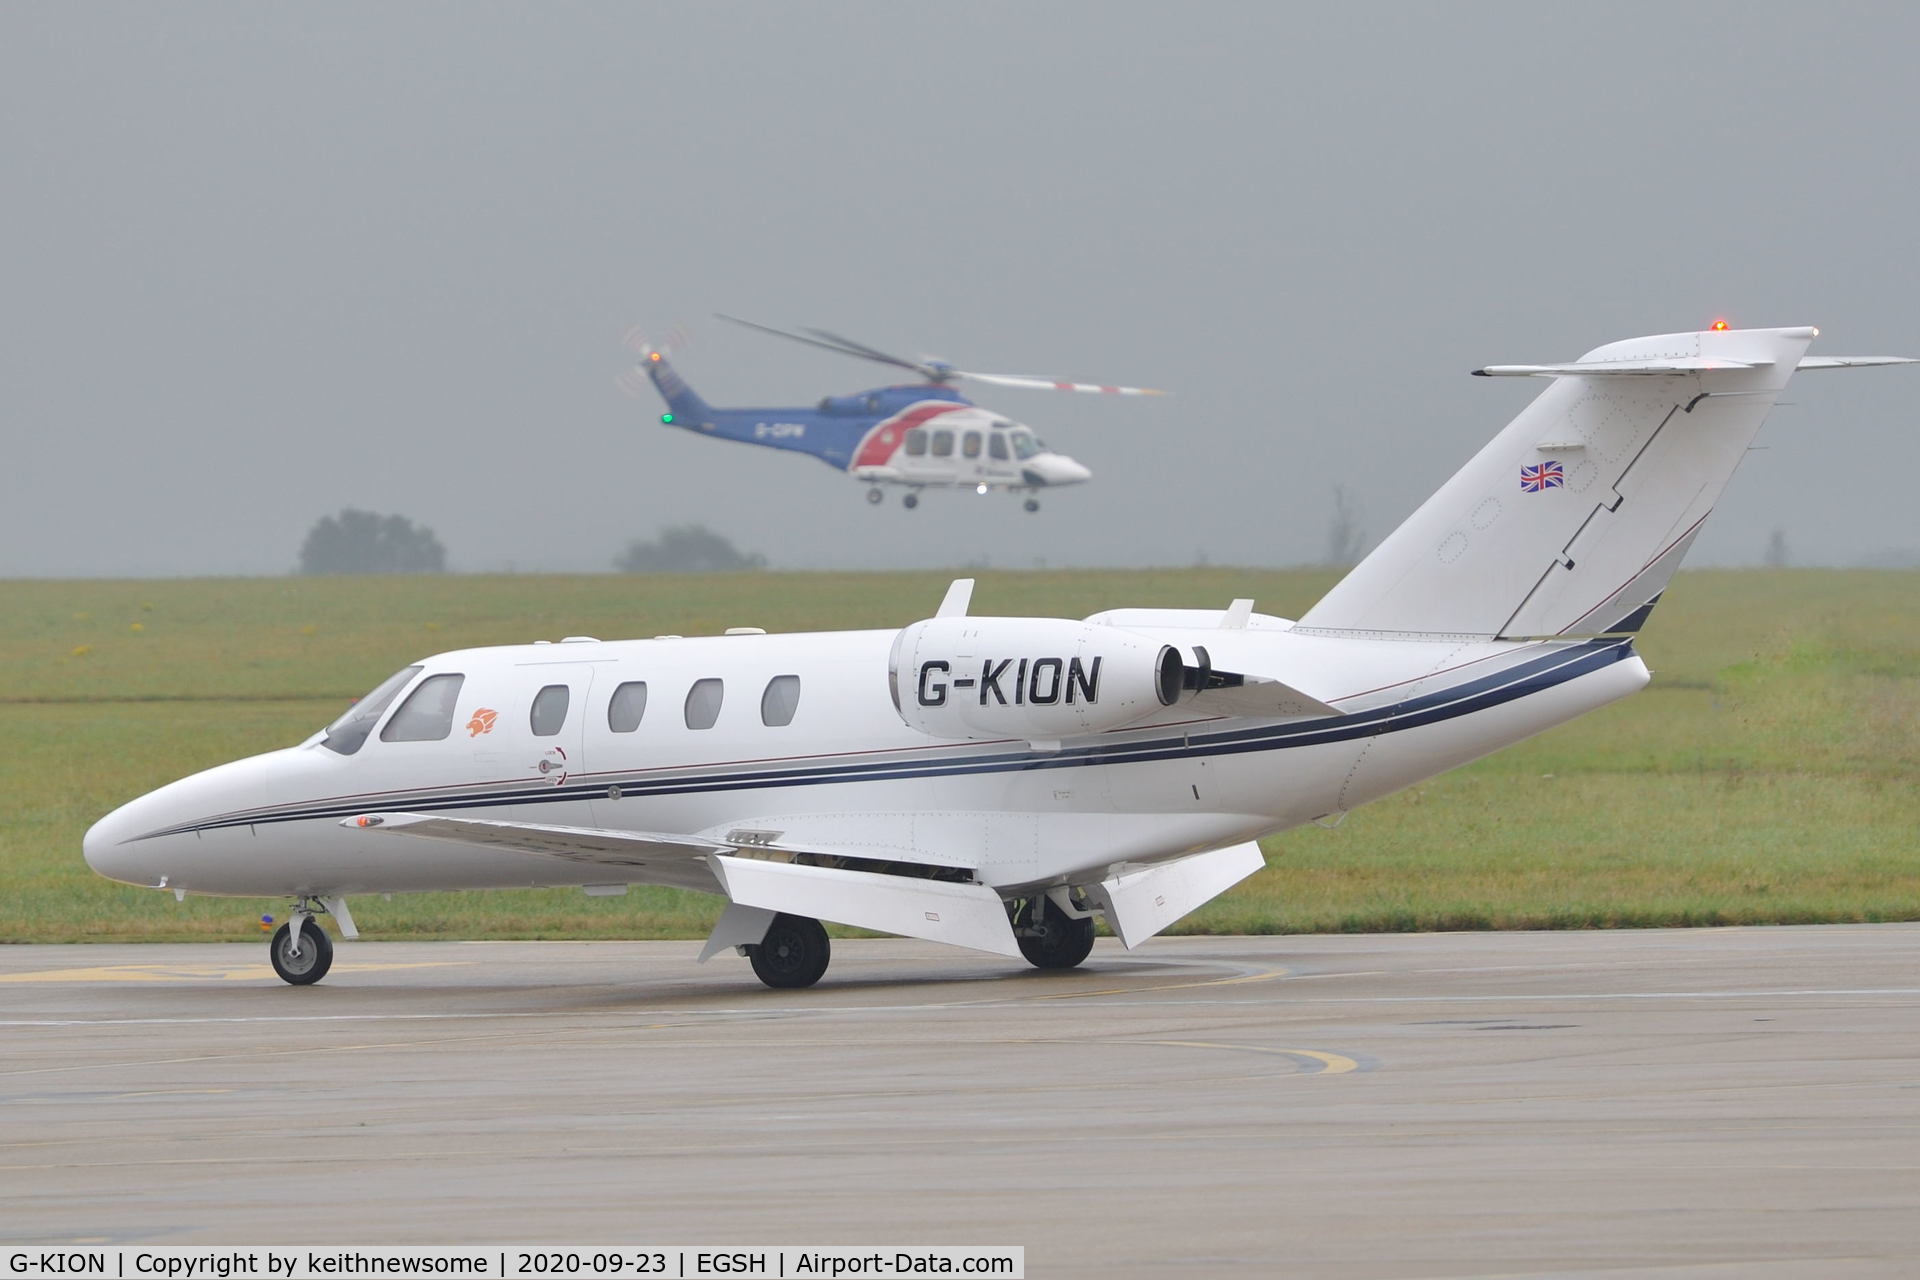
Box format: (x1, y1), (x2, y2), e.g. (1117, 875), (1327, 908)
(1024, 498), (1040, 513)
(269, 917), (334, 985)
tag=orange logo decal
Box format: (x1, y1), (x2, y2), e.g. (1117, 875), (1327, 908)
(466, 707), (498, 737)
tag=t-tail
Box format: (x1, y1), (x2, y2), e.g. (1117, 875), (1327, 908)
(636, 348), (716, 431)
(1296, 325), (1913, 641)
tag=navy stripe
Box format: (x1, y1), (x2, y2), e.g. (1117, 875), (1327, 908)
(138, 639), (1634, 840)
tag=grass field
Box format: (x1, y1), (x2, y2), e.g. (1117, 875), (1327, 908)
(3, 569), (1915, 943)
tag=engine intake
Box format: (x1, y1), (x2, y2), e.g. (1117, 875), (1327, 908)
(890, 616), (1183, 742)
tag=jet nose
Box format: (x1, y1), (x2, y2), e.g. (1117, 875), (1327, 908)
(84, 799), (159, 888)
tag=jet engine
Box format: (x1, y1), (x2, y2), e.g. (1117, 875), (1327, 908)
(889, 616), (1183, 742)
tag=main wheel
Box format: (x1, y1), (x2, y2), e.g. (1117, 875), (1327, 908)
(866, 487), (883, 505)
(269, 920), (334, 985)
(1015, 908), (1095, 970)
(748, 913), (831, 989)
(902, 492), (920, 510)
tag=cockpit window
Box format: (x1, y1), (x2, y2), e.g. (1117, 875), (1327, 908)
(380, 673), (465, 743)
(321, 666), (422, 756)
(1011, 430), (1042, 461)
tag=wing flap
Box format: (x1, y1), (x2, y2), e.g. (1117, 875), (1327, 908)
(342, 813), (730, 867)
(1474, 357), (1765, 378)
(1081, 842), (1266, 950)
(709, 857), (1021, 958)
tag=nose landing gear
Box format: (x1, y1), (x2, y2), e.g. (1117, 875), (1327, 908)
(269, 901), (334, 986)
(1023, 498), (1040, 513)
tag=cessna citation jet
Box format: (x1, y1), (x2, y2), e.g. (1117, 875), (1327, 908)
(85, 324), (1910, 988)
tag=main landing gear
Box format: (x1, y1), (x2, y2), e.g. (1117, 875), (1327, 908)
(1010, 894), (1096, 970)
(269, 899), (335, 986)
(746, 912), (831, 989)
(902, 492), (920, 510)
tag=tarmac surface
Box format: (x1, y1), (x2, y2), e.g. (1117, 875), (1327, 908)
(3, 925), (1918, 1278)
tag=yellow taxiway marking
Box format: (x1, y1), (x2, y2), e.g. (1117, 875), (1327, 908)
(0, 962), (463, 984)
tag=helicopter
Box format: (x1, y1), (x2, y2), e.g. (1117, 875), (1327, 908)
(621, 316), (1163, 511)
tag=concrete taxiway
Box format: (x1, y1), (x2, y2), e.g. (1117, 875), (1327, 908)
(2, 926), (1917, 1278)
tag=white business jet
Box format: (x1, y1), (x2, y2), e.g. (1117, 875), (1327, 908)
(85, 324), (1910, 988)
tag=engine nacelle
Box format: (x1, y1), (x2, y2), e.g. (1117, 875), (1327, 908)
(889, 616), (1183, 742)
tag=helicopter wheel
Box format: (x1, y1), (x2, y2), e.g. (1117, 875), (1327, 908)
(1024, 498), (1040, 513)
(903, 493), (919, 510)
(866, 488), (883, 505)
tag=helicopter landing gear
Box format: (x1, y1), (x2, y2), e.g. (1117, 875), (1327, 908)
(902, 492), (920, 510)
(1024, 498), (1040, 513)
(866, 487), (883, 505)
(269, 900), (334, 986)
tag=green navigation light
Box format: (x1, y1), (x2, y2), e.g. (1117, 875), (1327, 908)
(661, 413), (675, 424)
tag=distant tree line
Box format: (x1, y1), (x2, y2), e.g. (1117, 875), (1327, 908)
(295, 510), (765, 574)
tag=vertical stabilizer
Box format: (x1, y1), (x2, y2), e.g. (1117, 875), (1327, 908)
(639, 351), (716, 429)
(1297, 326), (1820, 639)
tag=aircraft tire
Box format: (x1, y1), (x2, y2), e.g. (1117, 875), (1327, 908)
(866, 488), (883, 505)
(1023, 498), (1040, 513)
(748, 913), (831, 989)
(1016, 912), (1095, 970)
(269, 920), (334, 986)
(903, 493), (919, 510)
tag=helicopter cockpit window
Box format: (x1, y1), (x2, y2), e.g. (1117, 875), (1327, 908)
(321, 666), (423, 756)
(988, 432), (1009, 461)
(931, 429), (954, 458)
(905, 429), (928, 457)
(1011, 430), (1042, 461)
(380, 673), (465, 743)
(962, 431), (983, 459)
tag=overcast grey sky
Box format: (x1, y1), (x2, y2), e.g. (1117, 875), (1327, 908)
(6, 1), (1917, 578)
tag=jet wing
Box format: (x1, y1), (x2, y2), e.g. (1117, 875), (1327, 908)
(1189, 675), (1340, 719)
(341, 812), (1022, 955)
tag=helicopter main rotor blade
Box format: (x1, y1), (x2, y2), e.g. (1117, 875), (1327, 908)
(714, 314), (930, 377)
(801, 327), (936, 377)
(958, 371), (1167, 396)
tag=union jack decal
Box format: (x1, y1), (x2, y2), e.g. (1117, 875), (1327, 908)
(1520, 460), (1565, 493)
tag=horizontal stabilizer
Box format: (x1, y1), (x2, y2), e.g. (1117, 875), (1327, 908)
(1081, 842), (1265, 949)
(1474, 357), (1765, 378)
(710, 857), (1022, 957)
(1796, 356), (1917, 370)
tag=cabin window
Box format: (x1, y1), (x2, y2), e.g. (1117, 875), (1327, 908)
(760, 674), (802, 727)
(530, 684), (570, 737)
(988, 432), (1009, 460)
(321, 666), (422, 756)
(684, 678), (724, 730)
(905, 429), (928, 457)
(962, 431), (983, 459)
(607, 681), (649, 733)
(380, 673), (465, 743)
(930, 429), (954, 458)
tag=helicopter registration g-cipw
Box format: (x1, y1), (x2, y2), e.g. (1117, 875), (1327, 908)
(87, 323), (1909, 990)
(623, 316), (1163, 511)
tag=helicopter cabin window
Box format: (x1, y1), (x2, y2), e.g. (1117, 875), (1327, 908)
(380, 673), (465, 743)
(607, 681), (649, 733)
(530, 684), (570, 737)
(931, 429), (954, 458)
(685, 678), (724, 730)
(321, 666), (422, 755)
(962, 431), (983, 459)
(905, 429), (928, 457)
(1011, 430), (1042, 461)
(760, 674), (802, 727)
(989, 432), (1009, 461)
